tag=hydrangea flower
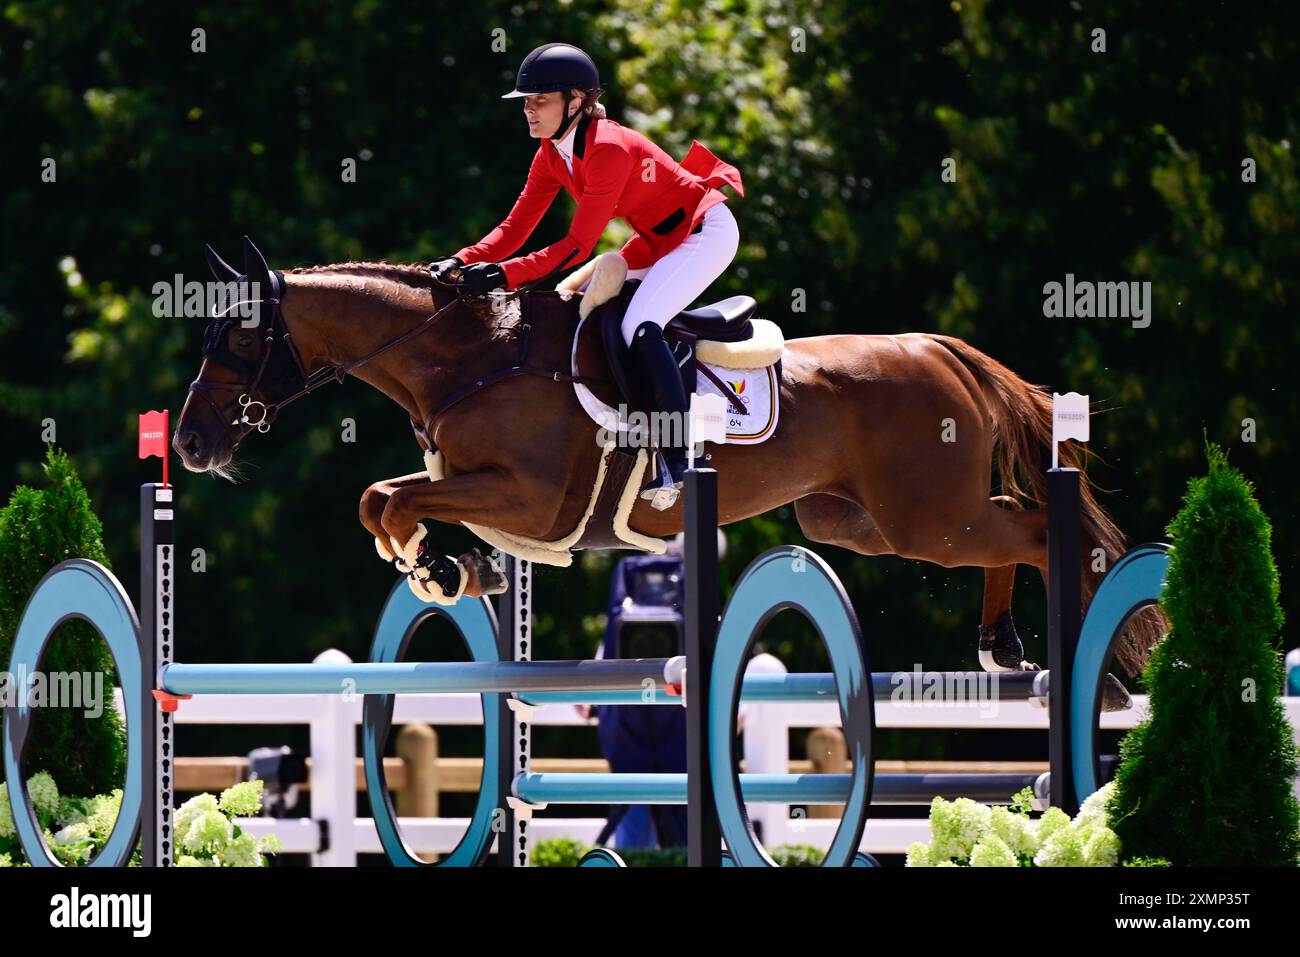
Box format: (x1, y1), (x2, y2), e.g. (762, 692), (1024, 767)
(4, 771), (275, 867)
(218, 780), (264, 818)
(26, 772), (60, 818)
(987, 806), (1038, 859)
(174, 793), (220, 843)
(84, 790), (123, 840)
(1076, 781), (1116, 827)
(1083, 826), (1120, 867)
(910, 781), (1123, 867)
(969, 833), (1017, 867)
(216, 832), (266, 867)
(928, 797), (992, 862)
(51, 822), (91, 846)
(0, 787), (15, 839)
(180, 809), (234, 854)
(1035, 806), (1071, 845)
(905, 841), (932, 867)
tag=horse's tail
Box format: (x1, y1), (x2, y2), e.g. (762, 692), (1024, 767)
(929, 334), (1164, 675)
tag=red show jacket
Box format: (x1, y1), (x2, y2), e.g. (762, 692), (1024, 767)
(454, 114), (744, 289)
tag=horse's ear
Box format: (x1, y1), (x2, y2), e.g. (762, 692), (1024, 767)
(204, 244), (241, 283)
(242, 235), (272, 292)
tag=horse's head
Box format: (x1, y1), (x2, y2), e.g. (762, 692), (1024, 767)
(173, 236), (307, 474)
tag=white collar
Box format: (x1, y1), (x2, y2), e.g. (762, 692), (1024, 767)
(553, 120), (579, 160)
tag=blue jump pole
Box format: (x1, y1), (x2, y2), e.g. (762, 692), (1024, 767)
(161, 657), (675, 696)
(514, 772), (1043, 806)
(520, 669), (1045, 705)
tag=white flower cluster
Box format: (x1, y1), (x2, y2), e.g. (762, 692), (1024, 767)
(906, 782), (1120, 867)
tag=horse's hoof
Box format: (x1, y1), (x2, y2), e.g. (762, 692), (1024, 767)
(464, 550), (509, 596)
(1100, 674), (1133, 712)
(977, 610), (1027, 672)
(478, 570), (509, 596)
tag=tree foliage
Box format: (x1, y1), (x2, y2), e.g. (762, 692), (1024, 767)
(1110, 443), (1299, 865)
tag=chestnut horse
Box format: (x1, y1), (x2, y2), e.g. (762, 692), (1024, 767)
(174, 239), (1160, 677)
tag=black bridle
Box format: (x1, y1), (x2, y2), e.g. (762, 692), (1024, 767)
(190, 270), (464, 448)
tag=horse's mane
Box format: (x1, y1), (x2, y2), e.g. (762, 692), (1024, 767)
(285, 260), (555, 329)
(287, 261), (436, 286)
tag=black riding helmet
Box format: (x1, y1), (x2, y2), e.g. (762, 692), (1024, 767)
(502, 42), (601, 140)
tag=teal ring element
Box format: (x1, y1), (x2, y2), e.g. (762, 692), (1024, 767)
(362, 580), (502, 867)
(1071, 544), (1169, 800)
(709, 547), (874, 866)
(4, 560), (144, 867)
(577, 848), (627, 867)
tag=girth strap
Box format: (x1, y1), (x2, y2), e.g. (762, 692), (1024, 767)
(421, 320), (607, 439)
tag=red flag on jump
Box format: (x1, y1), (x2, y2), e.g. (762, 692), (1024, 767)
(138, 410), (170, 487)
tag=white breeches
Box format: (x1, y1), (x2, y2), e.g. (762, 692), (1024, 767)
(580, 203), (740, 346)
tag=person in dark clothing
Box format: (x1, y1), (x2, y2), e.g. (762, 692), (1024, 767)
(588, 551), (688, 848)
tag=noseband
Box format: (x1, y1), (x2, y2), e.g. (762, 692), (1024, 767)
(190, 270), (464, 448)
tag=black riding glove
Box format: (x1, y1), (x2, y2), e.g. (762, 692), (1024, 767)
(429, 256), (464, 282)
(460, 262), (507, 295)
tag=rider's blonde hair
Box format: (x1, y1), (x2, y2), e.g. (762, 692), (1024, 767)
(572, 87), (607, 119)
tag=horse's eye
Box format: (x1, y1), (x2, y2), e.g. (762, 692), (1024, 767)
(228, 328), (255, 351)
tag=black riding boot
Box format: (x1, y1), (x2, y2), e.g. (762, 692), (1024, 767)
(630, 321), (691, 506)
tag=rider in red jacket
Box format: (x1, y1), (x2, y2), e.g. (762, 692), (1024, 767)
(433, 42), (744, 502)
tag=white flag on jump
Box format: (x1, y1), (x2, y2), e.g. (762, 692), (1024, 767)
(1051, 392), (1090, 468)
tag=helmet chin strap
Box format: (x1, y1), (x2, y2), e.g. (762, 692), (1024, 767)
(550, 92), (581, 139)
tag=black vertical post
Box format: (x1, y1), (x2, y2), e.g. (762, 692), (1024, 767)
(139, 482), (174, 867)
(1046, 467), (1081, 816)
(496, 555), (531, 866)
(684, 468), (722, 866)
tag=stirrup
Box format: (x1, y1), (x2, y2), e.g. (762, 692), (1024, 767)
(640, 451), (684, 511)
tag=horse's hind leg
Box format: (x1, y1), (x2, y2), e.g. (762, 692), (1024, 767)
(977, 496), (1039, 672)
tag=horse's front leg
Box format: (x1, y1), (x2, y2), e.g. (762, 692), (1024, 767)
(359, 471), (430, 545)
(362, 472), (458, 586)
(376, 469), (540, 605)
